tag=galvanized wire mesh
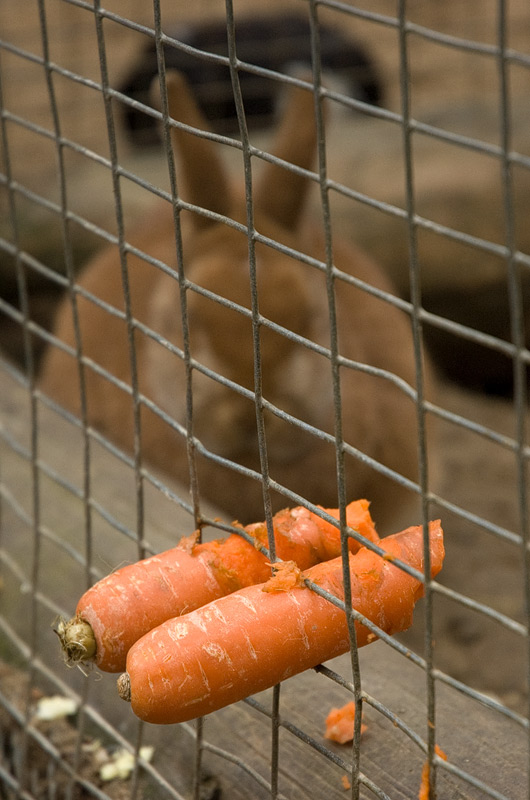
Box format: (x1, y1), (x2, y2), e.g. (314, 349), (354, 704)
(0, 1), (529, 799)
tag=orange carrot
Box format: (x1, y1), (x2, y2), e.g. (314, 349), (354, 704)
(324, 700), (367, 743)
(118, 521), (444, 724)
(419, 745), (447, 800)
(57, 500), (377, 672)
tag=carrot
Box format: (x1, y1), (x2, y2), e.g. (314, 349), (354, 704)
(419, 745), (447, 800)
(56, 500), (377, 672)
(324, 701), (367, 744)
(117, 521), (444, 725)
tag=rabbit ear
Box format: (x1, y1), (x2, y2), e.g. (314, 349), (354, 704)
(254, 81), (319, 231)
(153, 70), (233, 227)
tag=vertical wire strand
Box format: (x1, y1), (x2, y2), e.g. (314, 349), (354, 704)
(396, 2), (436, 796)
(150, 6), (208, 796)
(192, 716), (205, 800)
(11, 2), (93, 796)
(496, 2), (530, 792)
(0, 46), (39, 800)
(91, 4), (148, 796)
(34, 3), (93, 590)
(307, 3), (362, 797)
(92, 0), (145, 562)
(152, 4), (204, 536)
(1, 2), (93, 795)
(33, 4), (96, 798)
(223, 1), (279, 795)
(224, 0), (275, 550)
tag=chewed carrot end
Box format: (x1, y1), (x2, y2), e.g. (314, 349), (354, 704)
(262, 561), (305, 593)
(311, 499), (379, 556)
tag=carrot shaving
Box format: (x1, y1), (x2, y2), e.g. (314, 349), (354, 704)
(324, 701), (367, 744)
(341, 775), (351, 790)
(177, 531), (200, 555)
(261, 561), (305, 593)
(419, 745), (447, 800)
(245, 521), (269, 550)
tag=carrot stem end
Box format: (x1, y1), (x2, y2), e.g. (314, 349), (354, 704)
(117, 672), (131, 702)
(54, 615), (97, 666)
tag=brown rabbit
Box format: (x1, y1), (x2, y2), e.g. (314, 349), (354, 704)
(39, 71), (433, 530)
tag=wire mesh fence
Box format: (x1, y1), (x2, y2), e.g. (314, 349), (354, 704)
(1, 0), (529, 798)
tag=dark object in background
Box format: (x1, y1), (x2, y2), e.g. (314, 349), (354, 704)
(119, 12), (383, 146)
(423, 276), (530, 397)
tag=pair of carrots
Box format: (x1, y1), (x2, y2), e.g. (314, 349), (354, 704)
(58, 500), (377, 673)
(58, 501), (444, 725)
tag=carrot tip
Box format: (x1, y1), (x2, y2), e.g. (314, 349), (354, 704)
(117, 672), (131, 702)
(54, 615), (97, 667)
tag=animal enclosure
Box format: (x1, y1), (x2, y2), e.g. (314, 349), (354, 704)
(1, 1), (529, 798)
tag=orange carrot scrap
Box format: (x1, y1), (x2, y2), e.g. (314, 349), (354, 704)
(419, 745), (447, 800)
(262, 561), (305, 593)
(341, 775), (351, 790)
(176, 530), (200, 555)
(324, 701), (367, 744)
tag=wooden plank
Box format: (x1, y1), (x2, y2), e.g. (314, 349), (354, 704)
(103, 641), (526, 799)
(178, 645), (527, 800)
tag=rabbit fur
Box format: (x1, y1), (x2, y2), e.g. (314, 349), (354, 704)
(39, 71), (434, 530)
